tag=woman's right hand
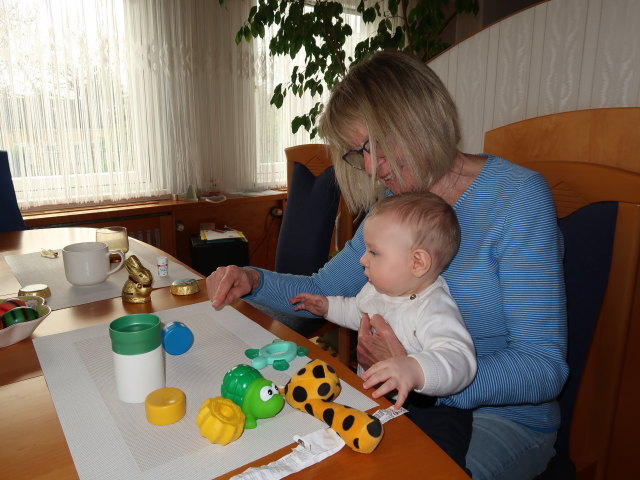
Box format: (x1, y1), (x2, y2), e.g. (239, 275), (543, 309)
(206, 265), (261, 308)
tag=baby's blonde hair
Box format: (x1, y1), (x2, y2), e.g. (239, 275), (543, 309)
(369, 192), (460, 273)
(318, 50), (461, 215)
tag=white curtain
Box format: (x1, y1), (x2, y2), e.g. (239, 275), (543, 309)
(124, 0), (256, 195)
(0, 0), (369, 209)
(0, 0), (147, 208)
(0, 0), (255, 208)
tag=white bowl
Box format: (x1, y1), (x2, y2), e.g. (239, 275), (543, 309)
(0, 304), (51, 348)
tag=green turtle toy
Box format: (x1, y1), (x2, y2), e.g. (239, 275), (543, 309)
(221, 364), (284, 429)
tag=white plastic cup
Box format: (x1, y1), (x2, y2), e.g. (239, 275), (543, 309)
(109, 314), (165, 403)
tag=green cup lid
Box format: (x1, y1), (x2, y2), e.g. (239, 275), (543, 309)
(109, 314), (161, 355)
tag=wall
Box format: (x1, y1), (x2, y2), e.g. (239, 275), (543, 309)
(428, 0), (640, 154)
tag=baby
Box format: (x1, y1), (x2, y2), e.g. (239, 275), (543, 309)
(290, 192), (476, 409)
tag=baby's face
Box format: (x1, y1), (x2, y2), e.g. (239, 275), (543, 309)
(360, 213), (416, 296)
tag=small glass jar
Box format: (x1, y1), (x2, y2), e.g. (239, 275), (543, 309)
(157, 256), (168, 277)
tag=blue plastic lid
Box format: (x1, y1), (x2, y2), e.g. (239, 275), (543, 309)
(162, 321), (194, 355)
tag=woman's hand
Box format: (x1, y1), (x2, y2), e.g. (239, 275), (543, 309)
(206, 265), (260, 308)
(357, 313), (407, 370)
(362, 356), (424, 410)
(289, 293), (329, 317)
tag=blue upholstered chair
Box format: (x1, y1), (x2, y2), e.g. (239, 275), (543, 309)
(536, 201), (617, 479)
(247, 144), (354, 363)
(0, 150), (26, 233)
(274, 145), (341, 276)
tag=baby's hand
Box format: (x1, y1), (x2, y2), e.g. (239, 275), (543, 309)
(361, 356), (424, 410)
(289, 293), (329, 317)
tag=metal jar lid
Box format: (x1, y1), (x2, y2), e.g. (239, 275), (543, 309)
(18, 283), (52, 298)
(170, 278), (200, 296)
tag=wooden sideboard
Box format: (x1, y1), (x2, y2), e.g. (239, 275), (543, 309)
(22, 193), (287, 271)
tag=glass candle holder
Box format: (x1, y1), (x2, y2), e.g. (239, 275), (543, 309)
(96, 226), (129, 254)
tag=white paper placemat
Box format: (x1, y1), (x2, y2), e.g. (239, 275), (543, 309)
(5, 239), (201, 310)
(33, 301), (377, 480)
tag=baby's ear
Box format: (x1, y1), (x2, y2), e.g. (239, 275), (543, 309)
(411, 249), (431, 277)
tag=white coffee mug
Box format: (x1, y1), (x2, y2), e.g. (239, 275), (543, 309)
(62, 242), (125, 286)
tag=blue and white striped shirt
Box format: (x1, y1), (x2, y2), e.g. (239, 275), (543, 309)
(248, 155), (569, 432)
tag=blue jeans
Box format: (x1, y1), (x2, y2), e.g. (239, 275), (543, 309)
(466, 412), (557, 480)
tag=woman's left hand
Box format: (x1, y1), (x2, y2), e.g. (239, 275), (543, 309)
(357, 313), (407, 370)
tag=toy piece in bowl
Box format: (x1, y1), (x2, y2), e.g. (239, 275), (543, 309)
(0, 304), (52, 348)
(0, 298), (26, 316)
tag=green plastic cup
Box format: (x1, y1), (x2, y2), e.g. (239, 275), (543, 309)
(109, 314), (161, 355)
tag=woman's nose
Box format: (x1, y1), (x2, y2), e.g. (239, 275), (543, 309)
(363, 152), (385, 175)
(363, 152), (374, 175)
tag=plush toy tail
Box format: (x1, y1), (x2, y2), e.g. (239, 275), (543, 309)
(304, 399), (383, 454)
(283, 359), (383, 453)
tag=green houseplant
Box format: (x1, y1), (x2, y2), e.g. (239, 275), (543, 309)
(219, 0), (479, 137)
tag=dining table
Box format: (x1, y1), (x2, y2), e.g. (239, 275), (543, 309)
(0, 227), (469, 479)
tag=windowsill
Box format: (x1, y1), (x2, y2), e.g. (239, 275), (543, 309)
(21, 189), (288, 219)
(22, 191), (288, 227)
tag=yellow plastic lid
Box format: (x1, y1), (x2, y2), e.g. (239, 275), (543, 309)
(145, 387), (186, 426)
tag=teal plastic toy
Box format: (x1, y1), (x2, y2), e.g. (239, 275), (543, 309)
(220, 364), (284, 429)
(245, 339), (308, 370)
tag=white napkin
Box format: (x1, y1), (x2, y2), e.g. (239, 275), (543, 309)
(230, 406), (408, 480)
(230, 428), (345, 480)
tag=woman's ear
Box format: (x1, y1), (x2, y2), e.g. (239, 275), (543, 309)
(411, 249), (432, 277)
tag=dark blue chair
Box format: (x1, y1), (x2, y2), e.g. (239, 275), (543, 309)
(247, 144), (354, 363)
(248, 144), (340, 335)
(274, 151), (340, 276)
(0, 150), (26, 233)
(536, 202), (618, 479)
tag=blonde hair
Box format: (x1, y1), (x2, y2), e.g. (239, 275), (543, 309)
(318, 50), (460, 214)
(369, 192), (460, 273)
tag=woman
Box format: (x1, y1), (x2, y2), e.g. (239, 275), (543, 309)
(207, 50), (568, 479)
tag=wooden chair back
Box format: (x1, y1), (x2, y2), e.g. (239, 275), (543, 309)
(484, 107), (640, 480)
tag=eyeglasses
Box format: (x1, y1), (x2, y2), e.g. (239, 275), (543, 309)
(341, 140), (384, 170)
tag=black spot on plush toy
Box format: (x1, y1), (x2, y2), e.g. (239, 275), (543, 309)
(283, 359), (383, 454)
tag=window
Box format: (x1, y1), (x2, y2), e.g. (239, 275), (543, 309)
(0, 0), (368, 209)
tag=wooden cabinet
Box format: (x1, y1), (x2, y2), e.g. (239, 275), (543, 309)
(22, 193), (286, 271)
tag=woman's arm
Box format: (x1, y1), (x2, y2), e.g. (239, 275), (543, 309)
(245, 220), (368, 316)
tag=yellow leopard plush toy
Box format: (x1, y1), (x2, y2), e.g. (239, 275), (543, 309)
(283, 359), (384, 454)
